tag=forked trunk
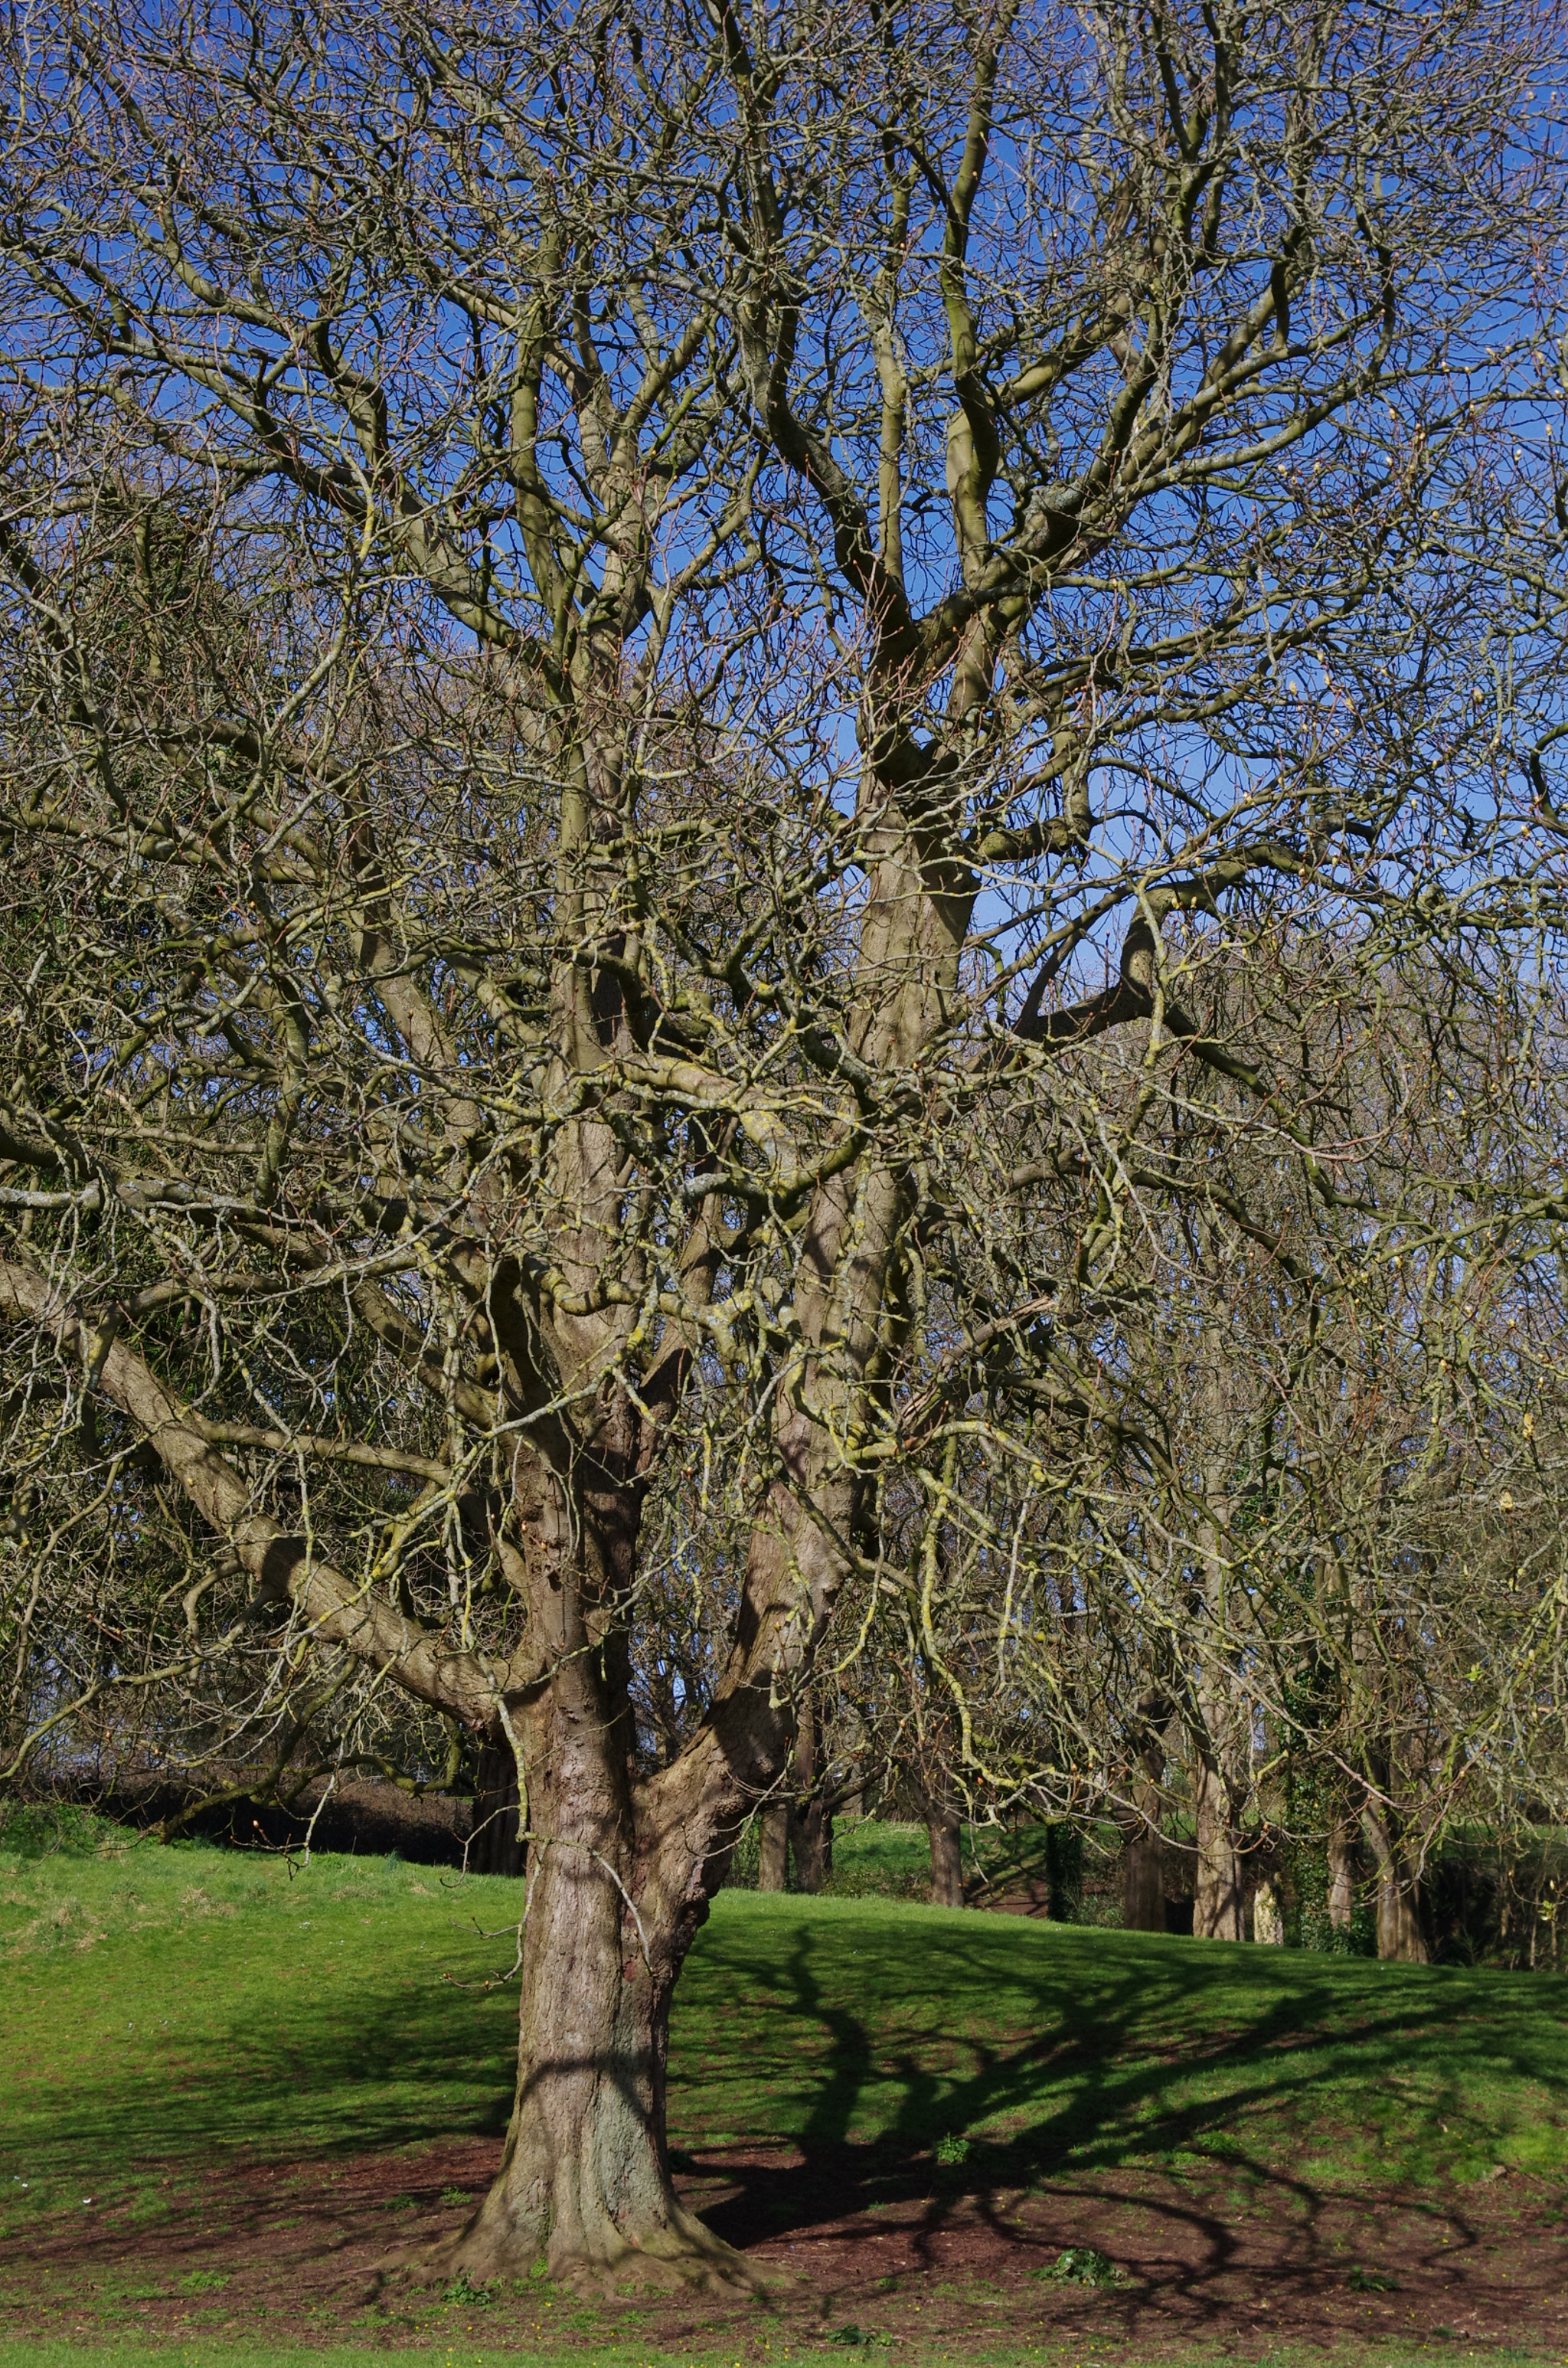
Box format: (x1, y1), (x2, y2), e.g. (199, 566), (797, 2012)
(437, 1751), (760, 2295)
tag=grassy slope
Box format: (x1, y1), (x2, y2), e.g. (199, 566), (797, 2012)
(2, 1827), (1566, 2362)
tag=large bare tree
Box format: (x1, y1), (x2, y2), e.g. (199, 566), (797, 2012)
(1, 0), (1560, 2294)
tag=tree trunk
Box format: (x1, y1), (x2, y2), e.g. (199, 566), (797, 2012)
(441, 1820), (737, 2292)
(757, 1801), (789, 1892)
(927, 1800), (965, 1908)
(1190, 1352), (1250, 1944)
(436, 1670), (766, 2296)
(1327, 1818), (1355, 1931)
(469, 1729), (526, 1878)
(788, 1691), (832, 1893)
(1252, 1879), (1285, 1944)
(1121, 1693), (1169, 1931)
(432, 1435), (779, 2298)
(1193, 1753), (1246, 1941)
(1123, 1827), (1167, 1931)
(1362, 1804), (1429, 1963)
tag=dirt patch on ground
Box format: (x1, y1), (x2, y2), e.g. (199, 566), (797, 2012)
(2, 2134), (1563, 2356)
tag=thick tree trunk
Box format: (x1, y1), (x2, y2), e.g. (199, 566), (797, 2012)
(441, 1830), (740, 2292)
(432, 1431), (775, 2298)
(757, 1801), (789, 1892)
(1123, 1827), (1167, 1931)
(436, 1707), (764, 2296)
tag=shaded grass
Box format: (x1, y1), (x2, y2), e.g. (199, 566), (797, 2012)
(669, 1895), (1568, 2198)
(2, 1824), (1566, 2260)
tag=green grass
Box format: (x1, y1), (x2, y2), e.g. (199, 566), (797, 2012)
(671, 1895), (1568, 2189)
(818, 1821), (931, 1898)
(2, 1816), (1566, 2356)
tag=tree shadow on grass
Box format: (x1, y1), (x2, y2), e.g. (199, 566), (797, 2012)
(678, 1905), (1567, 2326)
(10, 1892), (1565, 2331)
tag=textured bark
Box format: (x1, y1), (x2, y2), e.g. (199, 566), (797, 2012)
(1252, 1880), (1285, 1944)
(440, 1818), (746, 2292)
(757, 1802), (789, 1892)
(437, 1543), (774, 2294)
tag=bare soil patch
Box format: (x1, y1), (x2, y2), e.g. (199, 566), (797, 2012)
(2, 2132), (1562, 2357)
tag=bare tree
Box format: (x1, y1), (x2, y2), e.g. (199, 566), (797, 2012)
(0, 0), (1560, 2294)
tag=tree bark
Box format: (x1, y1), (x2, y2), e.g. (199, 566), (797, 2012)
(436, 1552), (774, 2295)
(1362, 1804), (1429, 1963)
(439, 1806), (739, 2291)
(1191, 1388), (1249, 1943)
(1194, 1753), (1247, 1941)
(757, 1802), (789, 1892)
(1252, 1879), (1285, 1944)
(1123, 1827), (1167, 1931)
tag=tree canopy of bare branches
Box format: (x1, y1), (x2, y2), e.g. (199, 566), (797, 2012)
(2, 0), (1565, 2293)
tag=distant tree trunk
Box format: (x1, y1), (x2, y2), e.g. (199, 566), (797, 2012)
(1252, 1879), (1285, 1944)
(1362, 1801), (1429, 1962)
(1121, 1692), (1169, 1931)
(469, 1727), (526, 1878)
(1191, 1382), (1249, 1944)
(1123, 1830), (1166, 1929)
(788, 1691), (832, 1893)
(1194, 1753), (1247, 1941)
(927, 1796), (965, 1908)
(757, 1801), (789, 1892)
(1327, 1819), (1355, 1931)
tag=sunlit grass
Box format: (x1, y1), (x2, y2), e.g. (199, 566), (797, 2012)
(2, 1814), (1566, 2343)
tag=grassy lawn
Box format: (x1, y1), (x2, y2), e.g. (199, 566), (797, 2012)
(2, 1816), (1566, 2361)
